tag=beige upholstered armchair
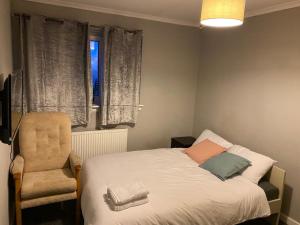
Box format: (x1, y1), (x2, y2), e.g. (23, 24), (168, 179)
(11, 112), (82, 225)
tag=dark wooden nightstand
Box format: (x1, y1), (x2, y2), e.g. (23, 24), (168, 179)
(171, 136), (196, 148)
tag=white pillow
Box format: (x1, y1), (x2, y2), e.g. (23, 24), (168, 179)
(228, 145), (277, 184)
(193, 129), (233, 149)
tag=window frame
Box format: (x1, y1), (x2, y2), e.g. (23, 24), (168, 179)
(89, 35), (102, 109)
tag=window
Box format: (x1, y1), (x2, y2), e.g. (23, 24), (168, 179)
(90, 40), (100, 106)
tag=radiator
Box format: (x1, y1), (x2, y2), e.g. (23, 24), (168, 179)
(72, 129), (128, 161)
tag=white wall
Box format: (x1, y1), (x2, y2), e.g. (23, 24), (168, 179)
(0, 0), (13, 224)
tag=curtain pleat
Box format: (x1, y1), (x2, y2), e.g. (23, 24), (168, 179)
(99, 26), (143, 126)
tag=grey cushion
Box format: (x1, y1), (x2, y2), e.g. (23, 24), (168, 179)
(200, 152), (251, 181)
(258, 181), (279, 201)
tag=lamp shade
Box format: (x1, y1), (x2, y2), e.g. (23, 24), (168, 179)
(200, 0), (245, 28)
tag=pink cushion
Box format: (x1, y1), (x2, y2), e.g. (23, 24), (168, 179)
(184, 139), (226, 164)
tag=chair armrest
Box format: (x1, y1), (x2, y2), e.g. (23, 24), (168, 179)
(11, 155), (24, 182)
(70, 152), (82, 199)
(70, 151), (82, 176)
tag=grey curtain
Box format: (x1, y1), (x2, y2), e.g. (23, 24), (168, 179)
(17, 15), (90, 125)
(11, 15), (25, 114)
(11, 70), (23, 113)
(100, 27), (143, 126)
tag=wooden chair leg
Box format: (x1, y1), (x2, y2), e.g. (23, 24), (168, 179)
(16, 205), (22, 225)
(75, 198), (81, 225)
(75, 166), (81, 225)
(14, 174), (22, 225)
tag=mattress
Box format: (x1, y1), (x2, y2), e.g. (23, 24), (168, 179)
(81, 148), (271, 225)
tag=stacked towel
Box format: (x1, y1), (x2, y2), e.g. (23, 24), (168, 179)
(106, 182), (149, 211)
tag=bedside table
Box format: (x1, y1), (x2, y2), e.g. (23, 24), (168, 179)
(171, 136), (196, 148)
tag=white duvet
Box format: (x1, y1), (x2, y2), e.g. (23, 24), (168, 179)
(81, 148), (270, 225)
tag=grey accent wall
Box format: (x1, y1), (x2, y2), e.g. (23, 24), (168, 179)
(12, 0), (200, 151)
(0, 0), (13, 224)
(194, 8), (300, 222)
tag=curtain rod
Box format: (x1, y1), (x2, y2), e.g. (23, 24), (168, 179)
(13, 13), (143, 33)
(13, 13), (30, 19)
(90, 25), (142, 34)
(13, 13), (64, 24)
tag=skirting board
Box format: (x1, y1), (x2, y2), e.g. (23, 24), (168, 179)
(281, 213), (300, 225)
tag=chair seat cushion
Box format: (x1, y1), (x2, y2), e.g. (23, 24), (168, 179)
(21, 168), (77, 200)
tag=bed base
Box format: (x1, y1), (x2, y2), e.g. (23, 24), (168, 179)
(264, 166), (286, 225)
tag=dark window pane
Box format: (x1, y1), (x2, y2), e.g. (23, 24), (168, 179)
(90, 40), (100, 105)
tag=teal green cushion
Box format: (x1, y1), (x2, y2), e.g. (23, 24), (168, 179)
(200, 152), (251, 181)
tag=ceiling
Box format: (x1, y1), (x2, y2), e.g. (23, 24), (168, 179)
(27, 0), (300, 26)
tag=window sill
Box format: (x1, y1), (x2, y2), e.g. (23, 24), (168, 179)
(91, 104), (144, 111)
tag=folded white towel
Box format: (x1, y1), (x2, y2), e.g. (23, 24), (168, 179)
(107, 182), (149, 205)
(106, 196), (149, 211)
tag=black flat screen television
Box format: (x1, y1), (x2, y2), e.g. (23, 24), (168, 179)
(0, 71), (24, 144)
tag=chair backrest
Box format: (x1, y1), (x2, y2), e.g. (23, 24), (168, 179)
(19, 112), (72, 172)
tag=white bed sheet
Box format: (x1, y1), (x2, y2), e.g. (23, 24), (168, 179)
(81, 148), (270, 225)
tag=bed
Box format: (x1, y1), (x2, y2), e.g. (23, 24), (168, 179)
(80, 148), (285, 225)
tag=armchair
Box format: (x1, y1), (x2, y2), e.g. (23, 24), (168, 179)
(11, 112), (82, 225)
